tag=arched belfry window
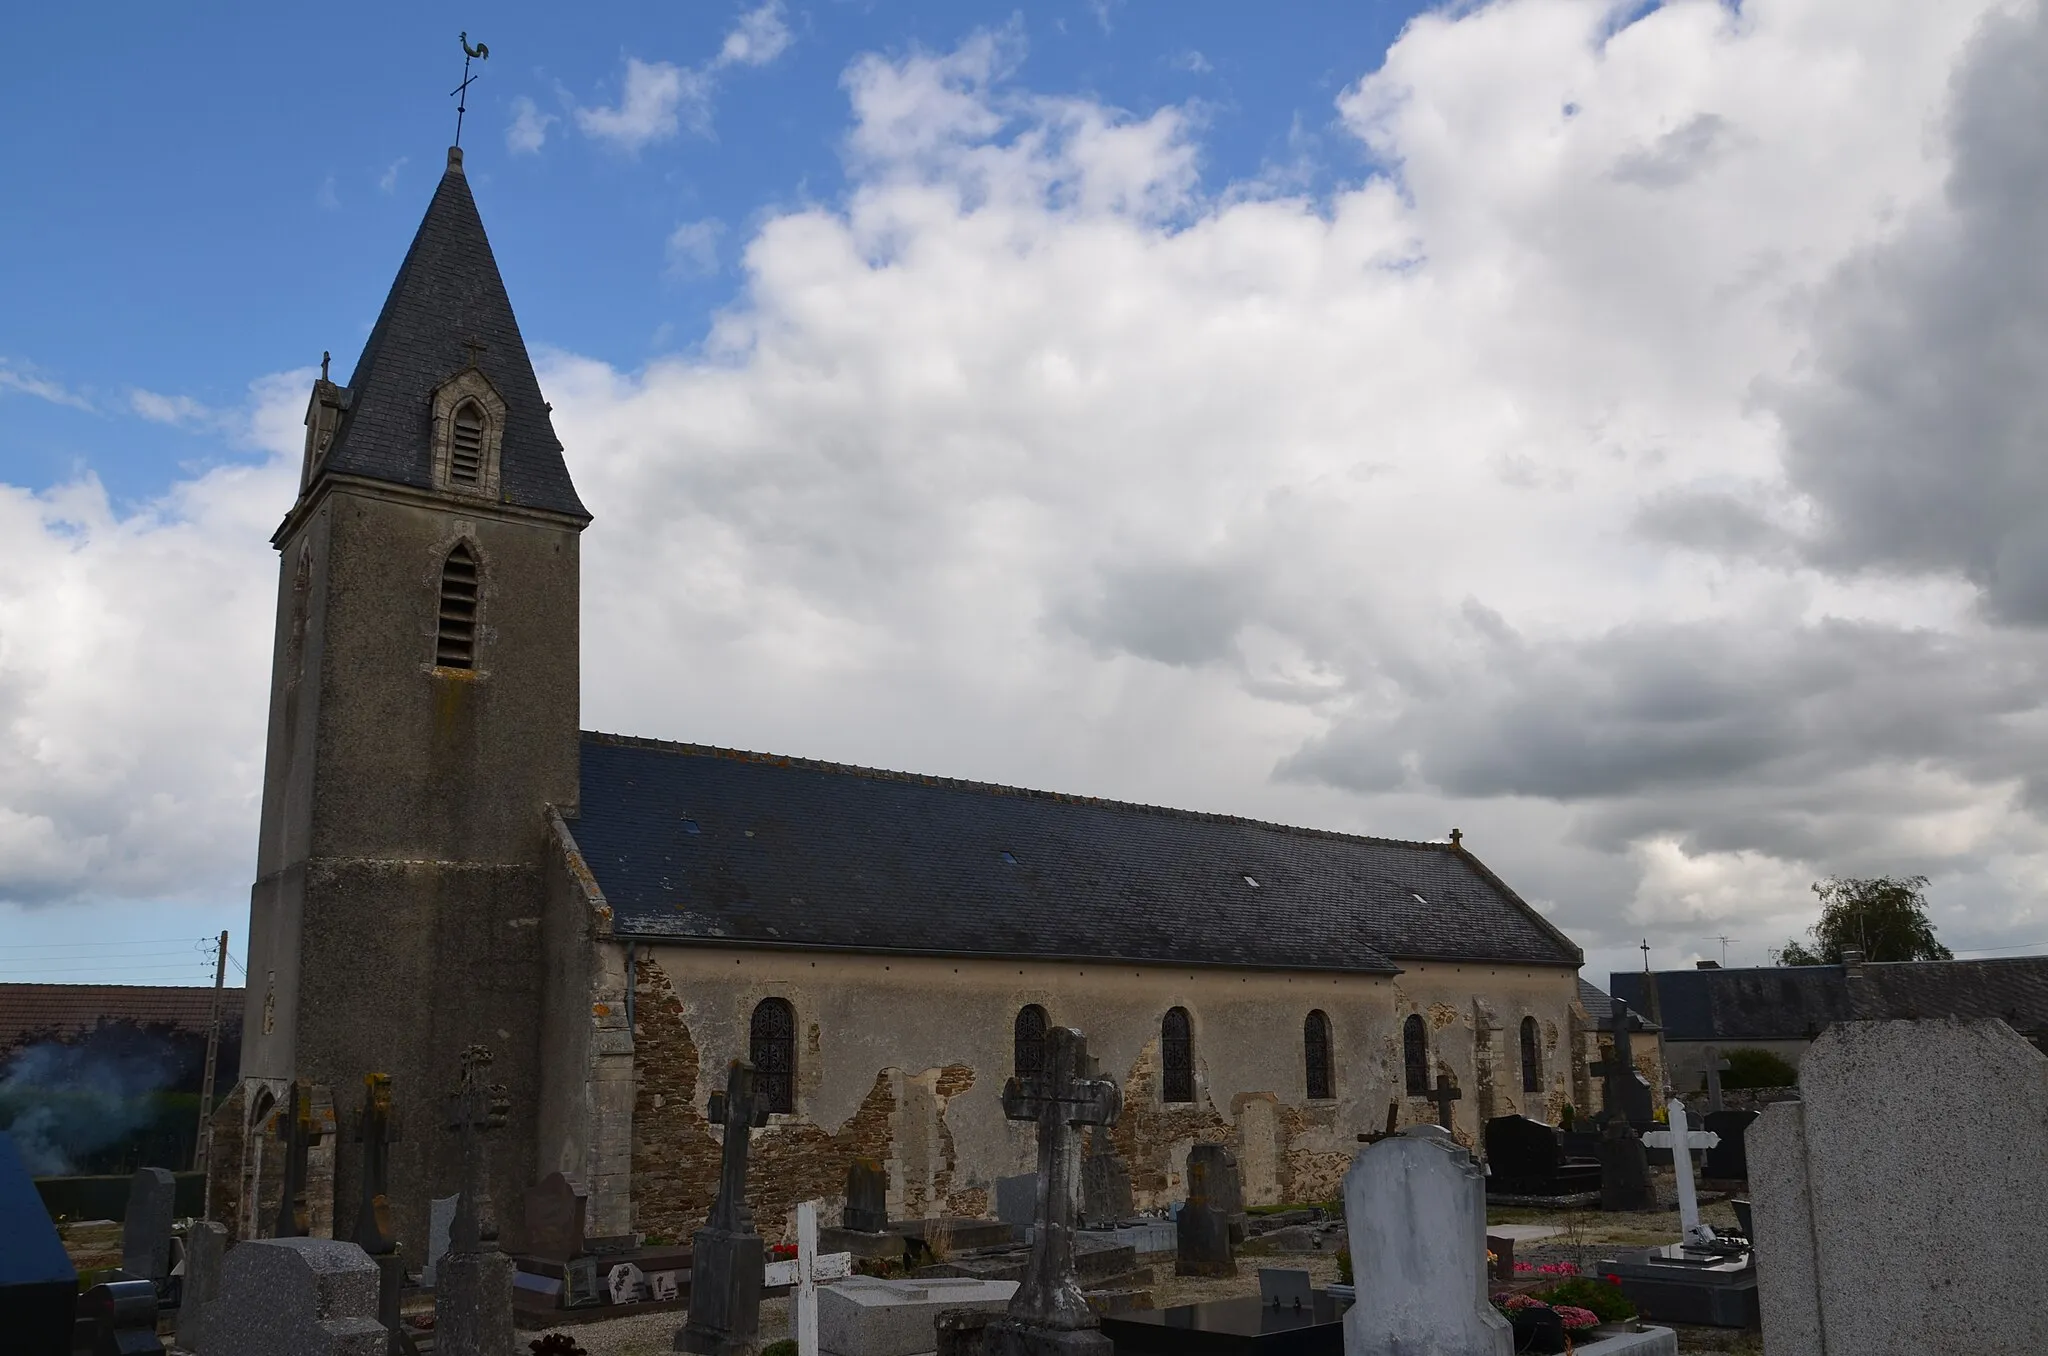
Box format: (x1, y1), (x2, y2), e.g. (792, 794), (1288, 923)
(1014, 1005), (1048, 1082)
(750, 997), (796, 1114)
(1304, 1010), (1333, 1100)
(1403, 1013), (1430, 1096)
(435, 543), (480, 669)
(1162, 1007), (1194, 1104)
(449, 400), (486, 486)
(1520, 1016), (1542, 1094)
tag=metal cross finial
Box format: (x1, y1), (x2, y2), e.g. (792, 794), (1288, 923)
(460, 335), (488, 369)
(1641, 938), (1652, 971)
(451, 32), (490, 148)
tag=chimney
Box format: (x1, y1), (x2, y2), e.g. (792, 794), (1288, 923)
(1841, 949), (1865, 977)
(1696, 960), (1721, 969)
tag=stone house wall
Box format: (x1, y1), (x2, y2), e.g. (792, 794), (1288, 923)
(626, 943), (1581, 1243)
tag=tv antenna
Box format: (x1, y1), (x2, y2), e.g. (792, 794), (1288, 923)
(451, 32), (490, 148)
(1696, 935), (1740, 966)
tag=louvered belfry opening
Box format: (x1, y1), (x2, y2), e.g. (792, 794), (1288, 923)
(436, 543), (480, 669)
(450, 400), (485, 486)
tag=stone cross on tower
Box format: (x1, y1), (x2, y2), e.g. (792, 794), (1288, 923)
(680, 1059), (772, 1356)
(999, 1025), (1122, 1337)
(1703, 1047), (1732, 1114)
(444, 1046), (509, 1255)
(271, 1078), (325, 1238)
(1642, 1098), (1721, 1248)
(1428, 1075), (1462, 1131)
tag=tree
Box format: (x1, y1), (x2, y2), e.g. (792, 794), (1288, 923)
(1772, 875), (1952, 965)
(1721, 1048), (1798, 1088)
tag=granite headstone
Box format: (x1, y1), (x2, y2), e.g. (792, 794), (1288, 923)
(1174, 1144), (1238, 1278)
(120, 1166), (178, 1288)
(81, 1277), (165, 1355)
(1598, 1118), (1655, 1212)
(520, 1172), (588, 1263)
(1344, 1125), (1512, 1356)
(995, 1173), (1038, 1231)
(1482, 1115), (1599, 1196)
(199, 1237), (387, 1356)
(1700, 1109), (1757, 1182)
(1080, 1153), (1132, 1227)
(844, 1156), (890, 1234)
(177, 1221), (229, 1352)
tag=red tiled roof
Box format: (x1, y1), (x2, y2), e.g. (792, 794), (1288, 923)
(0, 984), (245, 1054)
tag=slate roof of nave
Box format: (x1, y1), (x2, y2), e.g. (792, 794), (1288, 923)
(570, 732), (1585, 973)
(314, 148), (587, 520)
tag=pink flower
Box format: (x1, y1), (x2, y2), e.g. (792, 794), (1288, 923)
(1553, 1305), (1601, 1331)
(1513, 1261), (1534, 1273)
(1501, 1295), (1549, 1313)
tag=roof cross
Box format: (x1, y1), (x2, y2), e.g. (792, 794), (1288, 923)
(460, 335), (488, 369)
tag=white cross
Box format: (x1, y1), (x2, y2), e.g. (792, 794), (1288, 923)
(764, 1199), (854, 1356)
(1642, 1097), (1720, 1247)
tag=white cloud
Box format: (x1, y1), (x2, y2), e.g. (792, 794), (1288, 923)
(665, 219), (725, 278)
(718, 1), (793, 69)
(378, 156), (408, 194)
(575, 57), (714, 151)
(12, 2), (2048, 993)
(129, 389), (221, 428)
(0, 361), (93, 412)
(507, 96), (557, 155)
(1171, 49), (1212, 74)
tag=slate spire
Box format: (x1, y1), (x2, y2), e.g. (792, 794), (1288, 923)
(315, 146), (587, 520)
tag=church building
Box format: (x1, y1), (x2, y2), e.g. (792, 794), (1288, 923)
(232, 146), (1604, 1256)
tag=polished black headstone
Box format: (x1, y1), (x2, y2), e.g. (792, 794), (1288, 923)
(1099, 1293), (1347, 1354)
(0, 1131), (76, 1356)
(1700, 1109), (1758, 1181)
(1598, 1120), (1656, 1212)
(1483, 1115), (1601, 1195)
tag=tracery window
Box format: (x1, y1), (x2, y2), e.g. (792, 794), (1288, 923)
(1304, 1009), (1334, 1101)
(1403, 1013), (1430, 1096)
(750, 997), (796, 1114)
(1162, 1006), (1194, 1104)
(1014, 1004), (1048, 1082)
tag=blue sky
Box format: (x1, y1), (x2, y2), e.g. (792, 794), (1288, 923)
(2, 1), (1421, 507)
(7, 0), (2048, 988)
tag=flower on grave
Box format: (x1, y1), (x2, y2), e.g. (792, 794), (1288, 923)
(769, 1243), (798, 1260)
(1553, 1305), (1602, 1331)
(1605, 1273), (1621, 1285)
(1499, 1294), (1549, 1313)
(1537, 1261), (1580, 1276)
(1487, 1250), (1497, 1265)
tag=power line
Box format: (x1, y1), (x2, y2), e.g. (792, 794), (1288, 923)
(0, 938), (217, 950)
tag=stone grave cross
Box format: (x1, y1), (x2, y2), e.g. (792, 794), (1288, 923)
(679, 1059), (773, 1356)
(1428, 1074), (1462, 1131)
(1590, 1003), (1654, 1125)
(763, 1200), (853, 1356)
(1704, 1047), (1732, 1113)
(706, 1059), (772, 1232)
(352, 1073), (402, 1255)
(444, 1045), (510, 1255)
(1641, 1097), (1720, 1247)
(272, 1077), (325, 1238)
(999, 1024), (1122, 1332)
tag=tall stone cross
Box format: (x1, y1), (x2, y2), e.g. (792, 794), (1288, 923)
(706, 1059), (772, 1233)
(1591, 1002), (1651, 1124)
(999, 1025), (1121, 1332)
(763, 1200), (853, 1356)
(445, 1045), (510, 1255)
(271, 1078), (325, 1238)
(1641, 1097), (1720, 1247)
(1428, 1075), (1462, 1131)
(352, 1073), (402, 1256)
(1703, 1047), (1732, 1114)
(679, 1059), (773, 1356)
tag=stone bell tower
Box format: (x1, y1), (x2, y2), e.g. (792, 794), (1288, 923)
(238, 145), (589, 1252)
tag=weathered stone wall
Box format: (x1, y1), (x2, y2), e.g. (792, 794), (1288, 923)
(630, 945), (1580, 1237)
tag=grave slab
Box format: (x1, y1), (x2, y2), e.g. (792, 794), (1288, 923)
(176, 1221), (229, 1351)
(200, 1237), (387, 1356)
(1098, 1292), (1347, 1354)
(819, 1275), (1017, 1356)
(1573, 1328), (1679, 1356)
(1, 1130), (78, 1356)
(1598, 1246), (1758, 1328)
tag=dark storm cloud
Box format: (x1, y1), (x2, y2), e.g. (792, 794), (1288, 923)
(1632, 486), (1795, 561)
(1775, 2), (2048, 622)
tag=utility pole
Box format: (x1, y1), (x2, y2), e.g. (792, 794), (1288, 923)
(193, 931), (229, 1182)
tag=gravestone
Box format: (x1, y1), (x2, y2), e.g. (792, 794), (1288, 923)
(1598, 1118), (1655, 1212)
(1344, 1125), (1511, 1356)
(349, 1073), (417, 1356)
(984, 1024), (1121, 1356)
(200, 1237), (386, 1356)
(1427, 1074), (1462, 1131)
(273, 1078), (329, 1239)
(1482, 1115), (1599, 1196)
(678, 1058), (770, 1356)
(1606, 1099), (1757, 1327)
(1702, 1047), (1731, 1113)
(81, 1277), (165, 1355)
(765, 1201), (853, 1355)
(1174, 1145), (1238, 1278)
(1079, 1149), (1132, 1226)
(520, 1172), (588, 1263)
(422, 1196), (458, 1287)
(0, 1130), (77, 1356)
(120, 1167), (178, 1292)
(822, 1276), (1018, 1356)
(843, 1157), (889, 1234)
(177, 1221), (229, 1351)
(1591, 1005), (1656, 1127)
(1641, 1100), (1720, 1248)
(1700, 1109), (1757, 1182)
(1749, 1018), (2048, 1355)
(995, 1173), (1039, 1232)
(435, 1047), (515, 1356)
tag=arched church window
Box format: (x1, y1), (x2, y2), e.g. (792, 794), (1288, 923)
(435, 543), (480, 669)
(449, 400), (486, 486)
(1520, 1015), (1542, 1094)
(750, 997), (796, 1114)
(1403, 1013), (1429, 1095)
(1014, 1005), (1048, 1082)
(1304, 1009), (1334, 1100)
(1162, 1007), (1194, 1104)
